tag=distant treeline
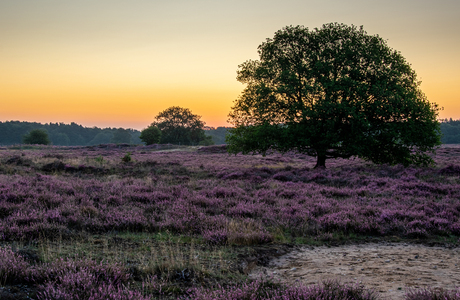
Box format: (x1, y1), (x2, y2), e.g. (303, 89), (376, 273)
(0, 121), (141, 146)
(204, 127), (230, 145)
(6, 120), (458, 145)
(0, 121), (231, 146)
(440, 119), (460, 144)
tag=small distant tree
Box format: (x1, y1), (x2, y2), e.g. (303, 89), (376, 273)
(140, 125), (161, 145)
(23, 129), (51, 145)
(111, 128), (132, 144)
(151, 106), (209, 145)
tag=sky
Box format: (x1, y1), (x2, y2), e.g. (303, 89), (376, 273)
(1, 0), (459, 130)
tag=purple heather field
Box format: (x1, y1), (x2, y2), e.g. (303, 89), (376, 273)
(1, 144), (460, 299)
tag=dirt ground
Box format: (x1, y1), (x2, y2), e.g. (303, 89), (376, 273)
(249, 243), (460, 300)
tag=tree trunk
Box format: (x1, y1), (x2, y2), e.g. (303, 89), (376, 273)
(314, 154), (326, 169)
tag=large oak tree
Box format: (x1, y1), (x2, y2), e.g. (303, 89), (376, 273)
(227, 23), (441, 168)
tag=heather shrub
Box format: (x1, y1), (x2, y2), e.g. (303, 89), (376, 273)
(39, 258), (130, 286)
(3, 155), (32, 166)
(405, 287), (460, 300)
(202, 228), (228, 245)
(188, 279), (380, 300)
(27, 258), (143, 300)
(439, 164), (460, 176)
(450, 222), (460, 235)
(273, 171), (295, 182)
(0, 246), (33, 285)
(37, 268), (150, 300)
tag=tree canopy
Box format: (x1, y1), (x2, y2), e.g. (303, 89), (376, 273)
(440, 119), (460, 144)
(227, 23), (441, 168)
(111, 128), (132, 144)
(23, 129), (51, 145)
(151, 106), (213, 145)
(139, 125), (162, 145)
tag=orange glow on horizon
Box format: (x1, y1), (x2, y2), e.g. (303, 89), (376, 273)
(1, 1), (459, 130)
(0, 84), (239, 130)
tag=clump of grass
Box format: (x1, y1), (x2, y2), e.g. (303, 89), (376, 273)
(95, 155), (104, 164)
(136, 232), (232, 287)
(30, 232), (236, 295)
(203, 219), (273, 246)
(227, 219), (273, 246)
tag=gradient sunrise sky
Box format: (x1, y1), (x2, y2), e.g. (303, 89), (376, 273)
(1, 0), (459, 130)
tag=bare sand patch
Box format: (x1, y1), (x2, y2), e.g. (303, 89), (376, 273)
(250, 243), (460, 299)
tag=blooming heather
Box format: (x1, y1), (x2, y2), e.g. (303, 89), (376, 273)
(1, 146), (460, 242)
(1, 145), (460, 299)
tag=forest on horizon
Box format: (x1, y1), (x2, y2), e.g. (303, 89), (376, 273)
(0, 121), (230, 146)
(0, 120), (459, 146)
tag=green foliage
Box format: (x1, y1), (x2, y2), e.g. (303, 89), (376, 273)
(440, 119), (460, 144)
(130, 130), (143, 144)
(227, 23), (441, 168)
(0, 121), (142, 146)
(22, 129), (51, 145)
(140, 125), (162, 145)
(89, 131), (113, 145)
(51, 132), (70, 146)
(111, 128), (132, 144)
(199, 135), (215, 146)
(151, 106), (209, 145)
(122, 152), (132, 163)
(205, 127), (230, 145)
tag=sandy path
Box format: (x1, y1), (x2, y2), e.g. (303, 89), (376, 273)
(249, 243), (460, 299)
